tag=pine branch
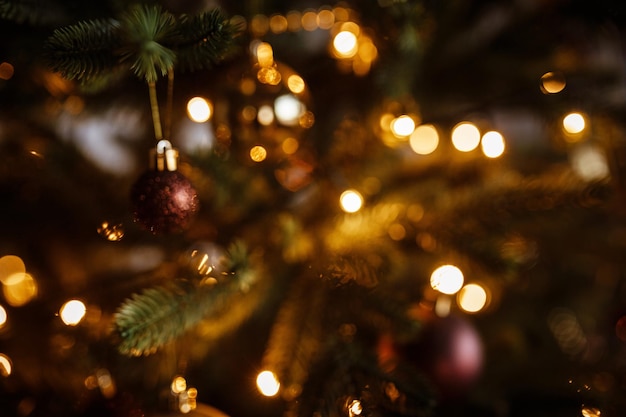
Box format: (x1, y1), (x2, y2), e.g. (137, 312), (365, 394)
(114, 241), (256, 356)
(44, 18), (121, 82)
(173, 9), (240, 73)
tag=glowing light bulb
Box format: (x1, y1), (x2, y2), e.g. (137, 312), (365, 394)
(3, 272), (37, 307)
(187, 97), (212, 123)
(257, 105), (275, 125)
(430, 264), (464, 295)
(390, 115), (416, 138)
(348, 399), (363, 416)
(274, 94), (304, 126)
(481, 131), (505, 158)
(563, 112), (586, 135)
(0, 353), (12, 376)
(457, 284), (488, 313)
(0, 305), (6, 328)
(340, 190), (364, 213)
(287, 74), (305, 94)
(256, 370), (280, 396)
(171, 376), (187, 394)
(581, 406), (602, 417)
(60, 299), (87, 326)
(451, 122), (481, 152)
(0, 255), (25, 285)
(540, 71), (566, 94)
(333, 31), (358, 58)
(409, 124), (439, 155)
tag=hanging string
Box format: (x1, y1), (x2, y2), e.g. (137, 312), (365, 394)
(148, 81), (163, 141)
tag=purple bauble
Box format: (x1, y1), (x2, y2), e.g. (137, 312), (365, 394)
(130, 170), (199, 234)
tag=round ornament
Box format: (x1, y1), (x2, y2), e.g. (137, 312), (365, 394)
(131, 140), (199, 234)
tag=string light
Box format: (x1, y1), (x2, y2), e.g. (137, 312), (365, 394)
(457, 283), (488, 313)
(540, 71), (566, 94)
(0, 353), (12, 376)
(451, 122), (481, 152)
(3, 272), (37, 307)
(390, 115), (416, 138)
(409, 124), (439, 155)
(340, 190), (364, 213)
(0, 255), (25, 285)
(256, 370), (280, 396)
(563, 112), (586, 135)
(581, 406), (601, 417)
(481, 131), (505, 158)
(187, 97), (213, 123)
(347, 398), (363, 416)
(59, 299), (87, 326)
(0, 305), (6, 328)
(430, 264), (464, 295)
(97, 221), (125, 241)
(333, 31), (358, 58)
(250, 145), (268, 162)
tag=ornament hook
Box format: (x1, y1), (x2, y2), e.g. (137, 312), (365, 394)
(150, 139), (179, 171)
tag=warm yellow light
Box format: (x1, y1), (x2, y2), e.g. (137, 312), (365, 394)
(481, 131), (505, 158)
(379, 113), (394, 132)
(257, 66), (282, 85)
(171, 376), (187, 394)
(348, 399), (363, 416)
(187, 97), (212, 123)
(563, 112), (586, 135)
(457, 284), (488, 313)
(333, 31), (358, 58)
(0, 354), (12, 376)
(287, 74), (306, 94)
(256, 370), (280, 396)
(257, 105), (275, 125)
(0, 62), (14, 80)
(269, 14), (288, 34)
(275, 94), (304, 126)
(0, 255), (25, 285)
(250, 146), (267, 162)
(358, 37), (377, 63)
(282, 137), (299, 154)
(97, 221), (124, 241)
(430, 265), (464, 295)
(0, 305), (6, 328)
(409, 124), (439, 155)
(3, 272), (37, 307)
(301, 11), (318, 31)
(390, 115), (415, 138)
(340, 190), (364, 213)
(317, 9), (335, 29)
(581, 406), (602, 417)
(451, 122), (481, 152)
(540, 71), (566, 94)
(59, 299), (87, 326)
(255, 42), (274, 67)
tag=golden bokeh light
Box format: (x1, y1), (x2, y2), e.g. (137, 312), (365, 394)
(0, 305), (6, 328)
(379, 113), (394, 132)
(256, 370), (280, 396)
(257, 105), (275, 125)
(457, 283), (488, 313)
(333, 31), (358, 58)
(481, 131), (506, 158)
(390, 115), (416, 138)
(409, 124), (439, 155)
(250, 146), (268, 162)
(301, 10), (318, 31)
(3, 272), (37, 307)
(0, 353), (12, 376)
(97, 221), (125, 241)
(59, 299), (87, 326)
(171, 376), (187, 394)
(287, 74), (306, 94)
(388, 224), (406, 241)
(269, 14), (288, 34)
(255, 42), (274, 67)
(348, 398), (363, 416)
(282, 137), (299, 154)
(286, 10), (302, 31)
(581, 406), (602, 417)
(358, 37), (378, 63)
(187, 97), (213, 123)
(430, 264), (464, 295)
(563, 112), (586, 135)
(340, 189), (364, 213)
(451, 122), (481, 152)
(274, 94), (305, 126)
(97, 368), (116, 398)
(317, 9), (335, 29)
(257, 66), (282, 85)
(0, 255), (25, 285)
(540, 71), (566, 94)
(250, 14), (269, 37)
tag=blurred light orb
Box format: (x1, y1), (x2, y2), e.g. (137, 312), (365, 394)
(287, 74), (305, 94)
(0, 305), (6, 328)
(274, 94), (305, 126)
(250, 145), (268, 162)
(59, 299), (87, 326)
(451, 122), (481, 152)
(481, 131), (505, 158)
(571, 144), (609, 181)
(171, 376), (187, 394)
(0, 353), (12, 376)
(333, 31), (358, 58)
(257, 105), (275, 125)
(3, 272), (37, 307)
(563, 112), (586, 135)
(391, 115), (416, 138)
(282, 137), (299, 154)
(581, 406), (602, 417)
(187, 97), (213, 123)
(457, 284), (488, 313)
(540, 71), (566, 94)
(0, 62), (14, 80)
(97, 221), (125, 241)
(340, 190), (364, 213)
(430, 265), (464, 295)
(409, 124), (439, 155)
(256, 370), (280, 396)
(615, 316), (626, 342)
(348, 399), (363, 416)
(0, 255), (25, 285)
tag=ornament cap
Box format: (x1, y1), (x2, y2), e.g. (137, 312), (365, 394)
(150, 139), (179, 171)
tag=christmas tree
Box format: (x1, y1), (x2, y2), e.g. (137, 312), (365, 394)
(1, 0), (626, 416)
